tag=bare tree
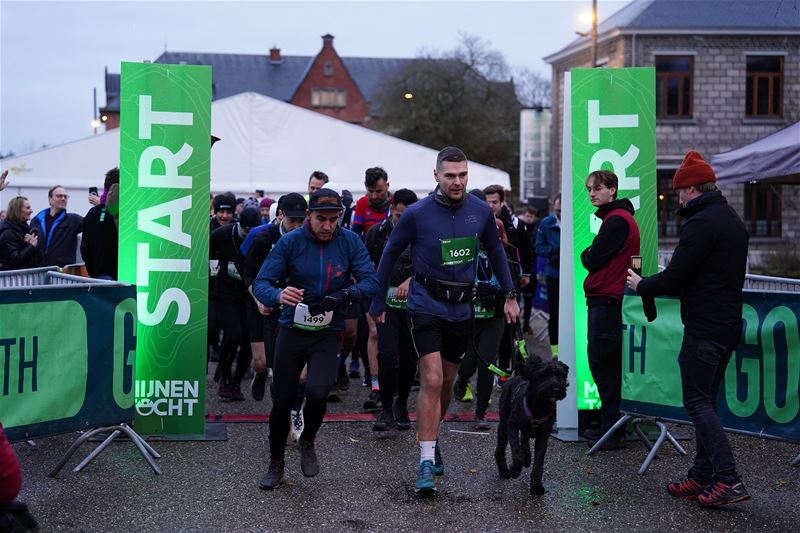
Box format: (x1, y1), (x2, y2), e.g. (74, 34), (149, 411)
(514, 67), (552, 109)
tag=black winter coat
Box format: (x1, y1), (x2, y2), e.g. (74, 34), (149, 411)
(0, 219), (43, 271)
(29, 209), (83, 267)
(80, 204), (118, 279)
(636, 191), (749, 347)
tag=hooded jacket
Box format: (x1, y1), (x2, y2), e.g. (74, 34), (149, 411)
(636, 191), (749, 347)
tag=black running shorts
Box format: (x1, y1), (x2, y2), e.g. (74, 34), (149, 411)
(408, 313), (472, 364)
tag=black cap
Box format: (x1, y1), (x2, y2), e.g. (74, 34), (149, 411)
(278, 192), (308, 218)
(213, 194), (234, 213)
(308, 188), (343, 211)
(239, 207), (262, 229)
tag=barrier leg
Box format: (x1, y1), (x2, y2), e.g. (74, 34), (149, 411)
(638, 422), (669, 475)
(587, 414), (631, 456)
(48, 427), (113, 477)
(73, 430), (121, 472)
(119, 424), (163, 475)
(632, 419), (654, 452)
(121, 424), (161, 459)
(661, 422), (687, 456)
(792, 453), (800, 467)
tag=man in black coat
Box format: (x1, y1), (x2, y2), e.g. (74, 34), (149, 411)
(627, 151), (750, 508)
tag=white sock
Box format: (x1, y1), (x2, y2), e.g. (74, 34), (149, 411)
(419, 440), (436, 463)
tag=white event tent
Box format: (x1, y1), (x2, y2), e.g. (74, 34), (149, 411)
(1, 92), (510, 215)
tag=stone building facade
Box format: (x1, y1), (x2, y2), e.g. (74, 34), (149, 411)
(544, 0), (800, 269)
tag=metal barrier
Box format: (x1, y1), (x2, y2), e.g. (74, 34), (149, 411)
(0, 267), (121, 290)
(744, 274), (800, 293)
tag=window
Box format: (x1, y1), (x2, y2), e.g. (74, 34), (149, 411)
(744, 183), (781, 237)
(310, 88), (347, 108)
(657, 169), (682, 238)
(655, 56), (693, 118)
(746, 56), (783, 117)
(324, 61), (333, 77)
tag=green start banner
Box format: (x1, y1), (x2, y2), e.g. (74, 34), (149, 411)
(0, 286), (136, 442)
(119, 62), (211, 436)
(570, 67), (658, 410)
(622, 292), (800, 443)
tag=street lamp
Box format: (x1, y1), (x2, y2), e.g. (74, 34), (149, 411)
(576, 0), (599, 68)
(403, 92), (414, 100)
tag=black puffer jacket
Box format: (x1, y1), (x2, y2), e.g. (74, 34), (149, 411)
(0, 219), (43, 271)
(636, 191), (749, 347)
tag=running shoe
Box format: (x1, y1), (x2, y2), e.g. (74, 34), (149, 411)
(433, 441), (444, 476)
(697, 480), (750, 508)
(298, 439), (320, 477)
(290, 410), (304, 446)
(372, 408), (395, 431)
(259, 459), (285, 490)
(229, 383), (245, 402)
(251, 371), (268, 401)
(363, 390), (382, 411)
(394, 400), (411, 431)
(473, 413), (491, 431)
(217, 379), (232, 399)
(337, 365), (350, 391)
(667, 477), (711, 500)
(414, 460), (436, 494)
(349, 359), (360, 378)
(461, 383), (474, 403)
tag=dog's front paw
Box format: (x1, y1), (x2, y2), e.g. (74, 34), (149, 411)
(530, 484), (546, 496)
(509, 465), (522, 479)
(523, 457), (531, 468)
(497, 467), (512, 479)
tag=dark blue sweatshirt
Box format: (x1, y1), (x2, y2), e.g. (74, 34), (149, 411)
(369, 192), (513, 322)
(253, 223), (379, 331)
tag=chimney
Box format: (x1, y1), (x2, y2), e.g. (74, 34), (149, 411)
(269, 45), (282, 64)
(321, 34), (334, 48)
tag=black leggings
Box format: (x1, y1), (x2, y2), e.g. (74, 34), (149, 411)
(217, 298), (251, 385)
(458, 314), (505, 416)
(269, 327), (340, 461)
(546, 276), (559, 344)
(377, 307), (416, 408)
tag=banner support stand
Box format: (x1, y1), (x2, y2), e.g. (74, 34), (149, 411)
(48, 423), (162, 478)
(792, 453), (800, 467)
(587, 414), (686, 475)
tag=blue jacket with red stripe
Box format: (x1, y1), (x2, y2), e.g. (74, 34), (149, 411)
(253, 222), (379, 331)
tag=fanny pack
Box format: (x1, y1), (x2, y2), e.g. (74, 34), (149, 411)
(414, 273), (474, 303)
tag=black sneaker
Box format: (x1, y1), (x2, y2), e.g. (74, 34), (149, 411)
(394, 400), (411, 431)
(363, 390), (382, 411)
(337, 365), (350, 391)
(251, 371), (268, 401)
(259, 459), (285, 490)
(697, 480), (751, 508)
(473, 413), (491, 431)
(299, 439), (320, 477)
(372, 408), (395, 431)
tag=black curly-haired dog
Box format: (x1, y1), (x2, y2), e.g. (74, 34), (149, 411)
(495, 356), (569, 495)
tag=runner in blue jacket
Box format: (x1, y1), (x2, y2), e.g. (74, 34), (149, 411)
(369, 147), (520, 494)
(252, 188), (378, 491)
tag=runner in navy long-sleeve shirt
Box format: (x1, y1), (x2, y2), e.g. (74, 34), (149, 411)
(369, 147), (520, 494)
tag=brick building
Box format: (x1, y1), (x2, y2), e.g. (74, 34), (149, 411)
(100, 34), (415, 129)
(543, 0), (800, 268)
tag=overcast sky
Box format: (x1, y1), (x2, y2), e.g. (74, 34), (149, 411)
(1, 0), (627, 156)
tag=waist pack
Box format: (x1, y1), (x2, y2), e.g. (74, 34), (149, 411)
(415, 273), (474, 303)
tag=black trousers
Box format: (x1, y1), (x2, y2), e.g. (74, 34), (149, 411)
(269, 327), (340, 461)
(587, 302), (622, 435)
(376, 307), (416, 408)
(546, 276), (559, 344)
(679, 334), (739, 484)
(216, 298), (251, 385)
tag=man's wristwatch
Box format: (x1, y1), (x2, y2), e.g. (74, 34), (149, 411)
(504, 289), (518, 300)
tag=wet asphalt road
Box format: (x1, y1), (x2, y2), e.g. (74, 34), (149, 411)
(12, 330), (800, 532)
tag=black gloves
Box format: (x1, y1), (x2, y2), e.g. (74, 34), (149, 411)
(642, 296), (657, 322)
(474, 282), (499, 307)
(307, 289), (350, 316)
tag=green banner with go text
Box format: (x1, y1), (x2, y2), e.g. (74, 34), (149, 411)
(118, 62), (211, 436)
(570, 67), (658, 410)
